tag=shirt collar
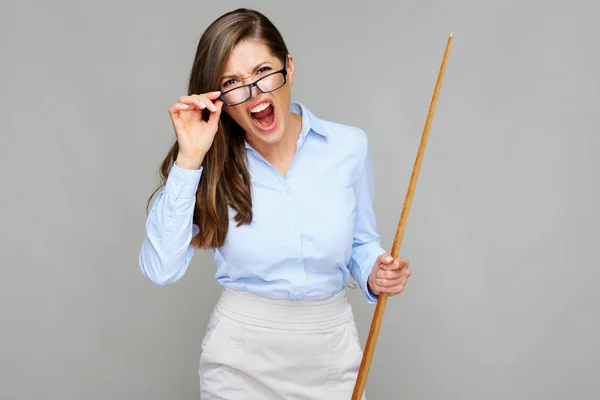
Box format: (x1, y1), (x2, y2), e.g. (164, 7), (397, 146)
(290, 101), (329, 140)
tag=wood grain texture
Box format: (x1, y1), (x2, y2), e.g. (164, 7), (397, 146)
(351, 32), (454, 400)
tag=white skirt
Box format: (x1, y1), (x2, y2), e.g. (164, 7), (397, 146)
(198, 287), (368, 400)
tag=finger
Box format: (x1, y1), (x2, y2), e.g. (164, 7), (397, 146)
(168, 102), (192, 113)
(205, 91), (222, 100)
(207, 99), (224, 126)
(380, 258), (401, 271)
(194, 92), (222, 112)
(378, 253), (394, 265)
(382, 282), (408, 295)
(377, 266), (411, 279)
(194, 93), (221, 112)
(168, 103), (196, 117)
(381, 258), (409, 271)
(370, 278), (408, 295)
(178, 95), (203, 108)
(200, 98), (218, 112)
(375, 275), (409, 288)
(179, 92), (221, 111)
(376, 268), (410, 280)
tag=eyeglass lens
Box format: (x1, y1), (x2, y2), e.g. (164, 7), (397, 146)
(222, 72), (285, 105)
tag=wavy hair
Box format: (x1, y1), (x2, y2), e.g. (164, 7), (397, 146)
(148, 8), (289, 249)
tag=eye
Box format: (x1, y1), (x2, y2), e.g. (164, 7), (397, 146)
(222, 79), (236, 88)
(257, 66), (271, 74)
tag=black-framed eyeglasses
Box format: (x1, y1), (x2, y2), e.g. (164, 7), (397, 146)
(218, 60), (288, 107)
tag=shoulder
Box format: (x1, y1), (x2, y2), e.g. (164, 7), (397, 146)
(296, 101), (373, 165)
(299, 103), (374, 185)
(319, 118), (371, 160)
(322, 119), (368, 141)
(300, 103), (370, 153)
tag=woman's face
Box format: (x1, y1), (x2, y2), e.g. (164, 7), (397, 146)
(219, 39), (295, 148)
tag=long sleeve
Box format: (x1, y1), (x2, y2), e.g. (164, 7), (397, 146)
(139, 162), (202, 285)
(348, 139), (387, 304)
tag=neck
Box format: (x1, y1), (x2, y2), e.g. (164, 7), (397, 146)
(248, 111), (302, 176)
(254, 112), (302, 163)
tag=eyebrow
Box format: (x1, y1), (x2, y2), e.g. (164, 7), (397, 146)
(221, 62), (272, 82)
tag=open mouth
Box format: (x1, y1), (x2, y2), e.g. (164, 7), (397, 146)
(249, 101), (276, 131)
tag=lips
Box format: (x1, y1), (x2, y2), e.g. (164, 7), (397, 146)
(248, 100), (276, 132)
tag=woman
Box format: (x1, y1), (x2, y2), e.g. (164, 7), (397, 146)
(139, 8), (411, 399)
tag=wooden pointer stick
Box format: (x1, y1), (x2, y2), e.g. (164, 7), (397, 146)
(351, 32), (454, 400)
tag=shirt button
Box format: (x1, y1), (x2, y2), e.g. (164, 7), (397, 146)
(174, 179), (180, 186)
(299, 287), (306, 293)
(167, 211), (174, 217)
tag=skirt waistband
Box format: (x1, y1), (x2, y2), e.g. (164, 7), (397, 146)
(215, 287), (353, 331)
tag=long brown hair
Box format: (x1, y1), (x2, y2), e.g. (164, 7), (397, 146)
(148, 8), (290, 249)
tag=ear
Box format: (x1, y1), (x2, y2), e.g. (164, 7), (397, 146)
(286, 54), (295, 85)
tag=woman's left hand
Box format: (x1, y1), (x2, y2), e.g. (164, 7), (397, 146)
(367, 253), (411, 296)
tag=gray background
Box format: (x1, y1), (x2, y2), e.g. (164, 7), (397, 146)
(1, 0), (598, 399)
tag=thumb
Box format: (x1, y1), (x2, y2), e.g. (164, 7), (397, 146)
(378, 253), (394, 264)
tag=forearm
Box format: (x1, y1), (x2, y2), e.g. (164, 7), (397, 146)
(349, 130), (386, 303)
(139, 162), (202, 285)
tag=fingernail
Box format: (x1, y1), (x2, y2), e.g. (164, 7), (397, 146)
(210, 104), (217, 111)
(385, 256), (393, 262)
(181, 104), (189, 109)
(198, 101), (206, 108)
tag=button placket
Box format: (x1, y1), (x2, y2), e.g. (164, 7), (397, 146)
(280, 179), (306, 285)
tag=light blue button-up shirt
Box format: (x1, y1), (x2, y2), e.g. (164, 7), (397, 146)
(139, 101), (387, 303)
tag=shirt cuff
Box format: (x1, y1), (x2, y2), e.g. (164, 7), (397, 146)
(352, 241), (387, 304)
(361, 257), (380, 304)
(164, 162), (203, 200)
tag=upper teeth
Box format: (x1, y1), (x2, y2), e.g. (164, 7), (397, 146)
(251, 102), (270, 113)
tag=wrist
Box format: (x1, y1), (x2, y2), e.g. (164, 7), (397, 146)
(367, 272), (379, 296)
(175, 155), (203, 170)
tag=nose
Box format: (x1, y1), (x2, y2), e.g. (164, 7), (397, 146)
(248, 81), (261, 99)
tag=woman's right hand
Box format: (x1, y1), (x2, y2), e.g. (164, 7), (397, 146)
(168, 91), (224, 170)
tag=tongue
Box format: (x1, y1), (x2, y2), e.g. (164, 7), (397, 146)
(252, 104), (273, 120)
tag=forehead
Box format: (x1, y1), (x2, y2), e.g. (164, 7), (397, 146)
(222, 39), (277, 75)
